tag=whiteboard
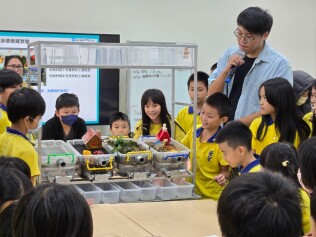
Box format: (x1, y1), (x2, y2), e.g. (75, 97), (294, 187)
(127, 69), (191, 130)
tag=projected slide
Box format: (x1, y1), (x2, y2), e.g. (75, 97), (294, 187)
(0, 32), (99, 124)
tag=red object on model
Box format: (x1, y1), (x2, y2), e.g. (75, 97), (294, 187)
(156, 123), (171, 145)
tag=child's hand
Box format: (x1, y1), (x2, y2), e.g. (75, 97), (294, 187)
(215, 174), (227, 186)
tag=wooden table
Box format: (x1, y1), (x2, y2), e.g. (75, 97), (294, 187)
(91, 204), (151, 237)
(91, 199), (221, 237)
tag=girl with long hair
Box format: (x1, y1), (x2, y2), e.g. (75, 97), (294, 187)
(250, 78), (310, 154)
(133, 89), (185, 142)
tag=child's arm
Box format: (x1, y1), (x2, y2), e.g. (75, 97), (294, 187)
(215, 165), (230, 186)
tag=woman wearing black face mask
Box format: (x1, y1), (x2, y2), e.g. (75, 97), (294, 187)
(42, 93), (87, 141)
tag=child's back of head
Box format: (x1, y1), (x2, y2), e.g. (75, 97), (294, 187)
(13, 183), (93, 237)
(218, 171), (302, 237)
(0, 157), (31, 178)
(0, 201), (17, 237)
(261, 142), (299, 185)
(0, 167), (32, 237)
(298, 137), (316, 191)
(0, 167), (32, 207)
(7, 87), (46, 125)
(109, 112), (131, 137)
(311, 188), (316, 236)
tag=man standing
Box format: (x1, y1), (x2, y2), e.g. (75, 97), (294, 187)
(208, 7), (292, 125)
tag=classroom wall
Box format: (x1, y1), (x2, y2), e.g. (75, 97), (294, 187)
(2, 0), (316, 131)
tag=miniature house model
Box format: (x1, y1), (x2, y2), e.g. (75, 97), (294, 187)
(82, 128), (102, 149)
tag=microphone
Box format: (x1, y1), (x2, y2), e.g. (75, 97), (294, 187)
(225, 49), (246, 84)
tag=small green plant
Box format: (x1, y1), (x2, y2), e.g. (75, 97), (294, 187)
(107, 136), (143, 153)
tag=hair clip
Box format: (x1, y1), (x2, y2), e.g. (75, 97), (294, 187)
(282, 160), (289, 167)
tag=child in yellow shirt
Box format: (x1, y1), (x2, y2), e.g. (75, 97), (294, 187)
(134, 89), (185, 142)
(176, 71), (209, 134)
(0, 88), (46, 184)
(181, 92), (230, 200)
(0, 70), (23, 134)
(250, 78), (310, 154)
(261, 142), (311, 235)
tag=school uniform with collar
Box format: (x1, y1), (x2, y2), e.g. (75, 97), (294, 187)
(181, 126), (228, 201)
(239, 155), (261, 174)
(250, 116), (300, 155)
(0, 104), (11, 135)
(0, 127), (40, 177)
(176, 106), (201, 134)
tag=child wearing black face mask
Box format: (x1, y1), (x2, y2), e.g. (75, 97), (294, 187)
(42, 93), (87, 141)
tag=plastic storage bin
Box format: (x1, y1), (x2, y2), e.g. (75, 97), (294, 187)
(132, 181), (157, 201)
(95, 183), (121, 204)
(138, 136), (190, 163)
(34, 140), (76, 182)
(75, 184), (103, 204)
(35, 140), (76, 166)
(113, 182), (141, 203)
(152, 179), (177, 200)
(67, 139), (115, 181)
(172, 180), (194, 198)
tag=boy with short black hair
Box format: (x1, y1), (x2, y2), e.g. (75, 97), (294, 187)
(217, 120), (260, 174)
(181, 92), (231, 200)
(109, 112), (131, 137)
(218, 171), (302, 237)
(176, 71), (209, 134)
(42, 93), (87, 141)
(0, 88), (46, 184)
(0, 69), (23, 134)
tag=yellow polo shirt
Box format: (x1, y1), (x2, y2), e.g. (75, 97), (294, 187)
(0, 104), (11, 135)
(250, 116), (300, 155)
(239, 158), (261, 174)
(176, 106), (201, 134)
(181, 126), (228, 200)
(0, 128), (40, 177)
